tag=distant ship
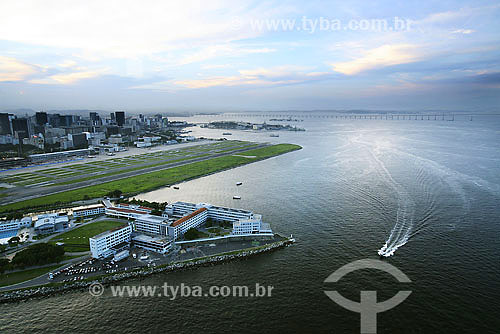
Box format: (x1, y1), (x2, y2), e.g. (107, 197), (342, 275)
(222, 132), (232, 135)
(236, 182), (243, 186)
(269, 134), (279, 137)
(233, 196), (241, 199)
(173, 186), (179, 190)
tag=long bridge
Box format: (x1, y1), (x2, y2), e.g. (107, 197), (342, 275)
(205, 113), (474, 121)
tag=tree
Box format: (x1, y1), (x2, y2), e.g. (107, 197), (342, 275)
(8, 236), (20, 246)
(106, 189), (123, 198)
(11, 243), (64, 268)
(6, 212), (23, 220)
(150, 209), (162, 216)
(184, 228), (199, 241)
(0, 258), (9, 274)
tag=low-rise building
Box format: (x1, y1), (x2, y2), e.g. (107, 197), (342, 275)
(105, 205), (152, 220)
(72, 204), (106, 218)
(232, 218), (273, 235)
(89, 224), (132, 258)
(132, 215), (169, 235)
(34, 214), (69, 234)
(0, 217), (32, 232)
(132, 234), (172, 254)
(29, 148), (95, 163)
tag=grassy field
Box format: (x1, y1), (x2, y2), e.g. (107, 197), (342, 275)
(49, 220), (126, 252)
(0, 264), (61, 287)
(0, 143), (301, 213)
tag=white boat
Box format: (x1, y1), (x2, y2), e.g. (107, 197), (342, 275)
(236, 182), (243, 186)
(233, 196), (241, 199)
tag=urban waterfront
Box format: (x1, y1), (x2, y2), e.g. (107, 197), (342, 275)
(1, 114), (499, 333)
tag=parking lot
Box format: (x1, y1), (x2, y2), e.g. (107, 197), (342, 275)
(46, 236), (282, 284)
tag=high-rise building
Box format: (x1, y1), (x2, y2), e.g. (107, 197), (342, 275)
(49, 114), (61, 127)
(69, 133), (88, 149)
(12, 118), (30, 139)
(0, 113), (11, 135)
(115, 111), (125, 126)
(110, 112), (115, 122)
(59, 115), (73, 127)
(90, 112), (101, 126)
(35, 112), (48, 125)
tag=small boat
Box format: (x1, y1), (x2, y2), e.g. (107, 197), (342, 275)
(222, 132), (232, 135)
(269, 134), (279, 137)
(173, 186), (179, 190)
(236, 182), (243, 186)
(233, 196), (241, 200)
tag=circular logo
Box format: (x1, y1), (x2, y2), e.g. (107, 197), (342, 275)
(89, 282), (105, 297)
(230, 17), (243, 31)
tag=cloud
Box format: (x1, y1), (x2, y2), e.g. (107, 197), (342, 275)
(172, 66), (331, 88)
(29, 68), (109, 85)
(330, 44), (421, 75)
(451, 29), (474, 34)
(0, 56), (40, 82)
(178, 45), (275, 65)
(0, 0), (291, 59)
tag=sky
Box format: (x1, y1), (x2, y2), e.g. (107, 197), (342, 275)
(0, 0), (499, 112)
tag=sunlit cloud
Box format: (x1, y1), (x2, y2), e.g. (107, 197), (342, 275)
(29, 68), (109, 85)
(330, 44), (421, 75)
(0, 56), (40, 82)
(173, 66), (330, 88)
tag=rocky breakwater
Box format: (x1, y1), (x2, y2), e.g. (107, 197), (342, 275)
(0, 238), (295, 303)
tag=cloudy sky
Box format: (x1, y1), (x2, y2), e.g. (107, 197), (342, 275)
(0, 0), (499, 112)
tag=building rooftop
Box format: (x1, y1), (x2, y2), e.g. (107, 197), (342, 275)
(72, 204), (105, 212)
(171, 207), (207, 227)
(90, 224), (130, 240)
(132, 233), (172, 244)
(135, 214), (168, 223)
(106, 207), (147, 215)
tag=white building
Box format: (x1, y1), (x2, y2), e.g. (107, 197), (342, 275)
(164, 201), (273, 238)
(132, 234), (172, 254)
(89, 224), (132, 258)
(132, 215), (169, 235)
(167, 207), (208, 240)
(105, 205), (152, 220)
(72, 204), (106, 218)
(34, 214), (69, 234)
(0, 217), (32, 232)
(232, 218), (273, 235)
(164, 202), (254, 222)
(116, 203), (153, 213)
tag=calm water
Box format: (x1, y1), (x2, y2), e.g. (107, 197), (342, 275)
(1, 114), (500, 333)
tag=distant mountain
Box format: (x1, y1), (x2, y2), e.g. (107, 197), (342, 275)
(0, 108), (36, 115)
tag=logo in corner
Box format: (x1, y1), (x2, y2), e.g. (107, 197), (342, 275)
(324, 259), (412, 334)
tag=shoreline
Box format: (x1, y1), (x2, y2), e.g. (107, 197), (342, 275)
(0, 237), (295, 303)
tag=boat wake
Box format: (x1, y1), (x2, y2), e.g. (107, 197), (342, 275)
(376, 180), (415, 257)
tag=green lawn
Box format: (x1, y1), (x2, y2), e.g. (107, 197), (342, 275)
(0, 264), (61, 287)
(49, 220), (126, 252)
(0, 143), (301, 213)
